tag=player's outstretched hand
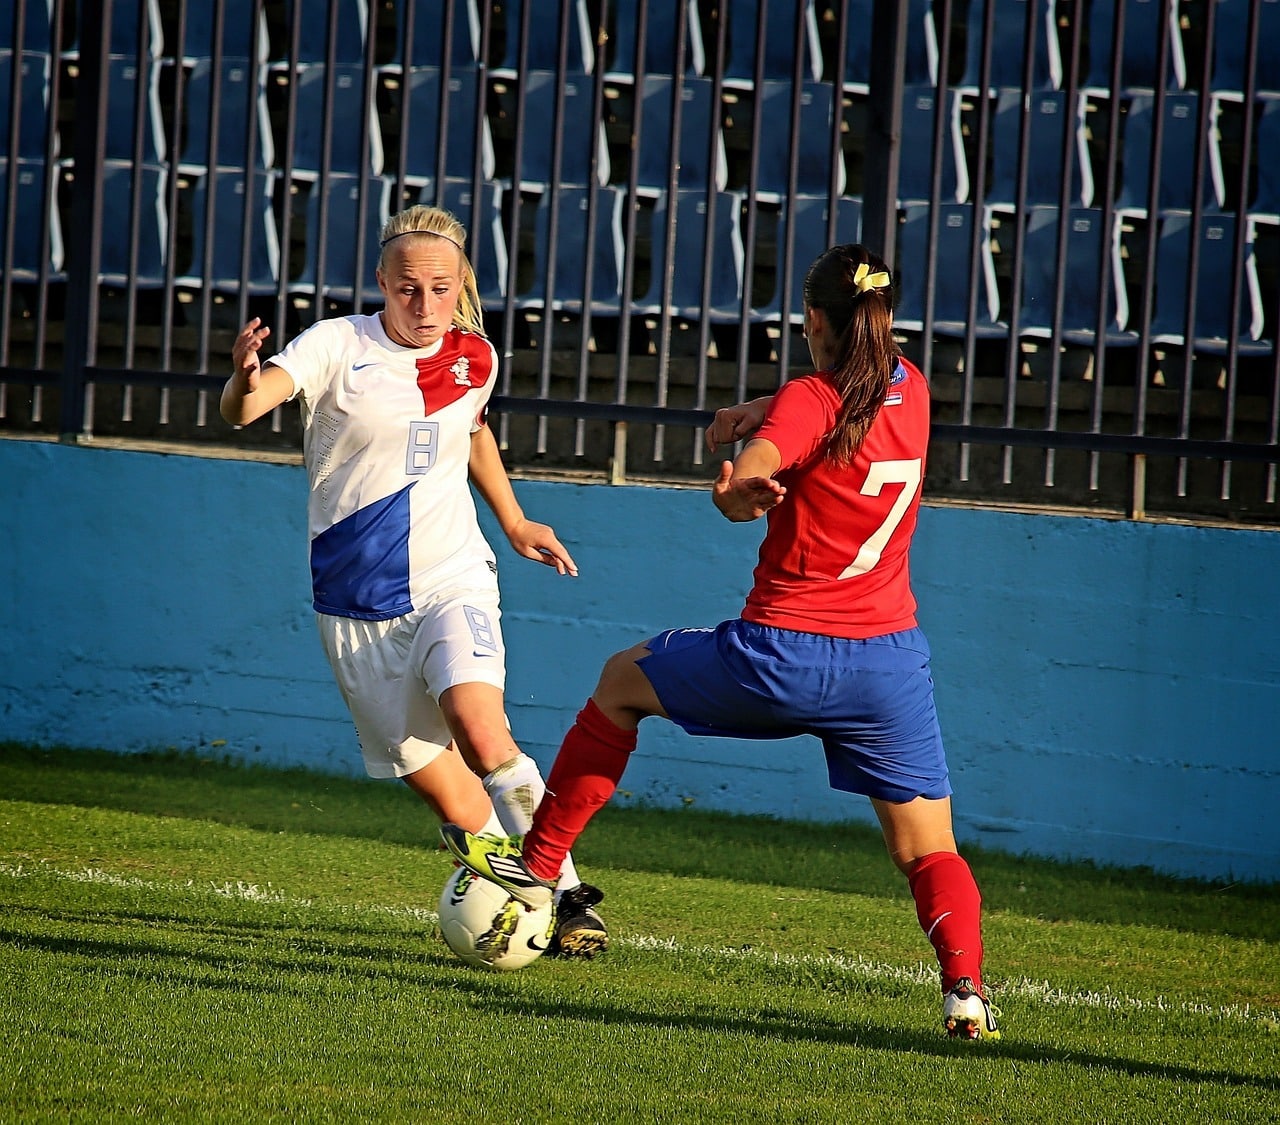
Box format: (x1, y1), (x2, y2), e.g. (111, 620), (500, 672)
(507, 519), (579, 576)
(711, 461), (786, 522)
(705, 396), (771, 452)
(231, 317), (271, 393)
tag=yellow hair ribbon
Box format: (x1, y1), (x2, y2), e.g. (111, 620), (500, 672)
(852, 262), (890, 294)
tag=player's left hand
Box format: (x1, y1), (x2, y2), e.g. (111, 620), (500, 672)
(712, 461), (786, 522)
(507, 519), (579, 576)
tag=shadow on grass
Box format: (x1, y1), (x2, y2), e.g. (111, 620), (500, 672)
(3, 742), (1277, 941)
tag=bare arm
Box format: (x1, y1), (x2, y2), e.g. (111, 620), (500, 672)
(468, 424), (578, 576)
(221, 317), (295, 426)
(704, 395), (775, 452)
(711, 437), (786, 522)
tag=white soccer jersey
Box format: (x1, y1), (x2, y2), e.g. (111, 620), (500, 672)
(268, 314), (500, 620)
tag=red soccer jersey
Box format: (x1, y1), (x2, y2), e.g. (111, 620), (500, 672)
(741, 358), (930, 639)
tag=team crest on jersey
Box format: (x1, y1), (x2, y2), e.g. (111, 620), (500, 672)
(451, 357), (471, 385)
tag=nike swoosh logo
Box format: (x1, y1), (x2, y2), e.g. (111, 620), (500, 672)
(352, 362), (378, 371)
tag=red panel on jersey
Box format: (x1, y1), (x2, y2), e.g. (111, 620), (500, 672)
(415, 330), (494, 416)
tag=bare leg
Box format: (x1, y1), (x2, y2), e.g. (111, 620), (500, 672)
(870, 795), (959, 875)
(591, 642), (669, 728)
(401, 743), (493, 833)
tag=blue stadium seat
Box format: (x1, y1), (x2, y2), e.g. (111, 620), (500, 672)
(68, 0), (162, 59)
(104, 56), (165, 163)
(0, 50), (54, 161)
(2, 0), (54, 55)
(178, 170), (280, 295)
(987, 88), (1093, 211)
(1017, 207), (1138, 347)
(98, 160), (169, 288)
(510, 70), (609, 190)
(1083, 0), (1186, 96)
(897, 84), (968, 205)
(180, 0), (269, 63)
(958, 0), (1060, 94)
(635, 190), (745, 321)
(0, 157), (63, 281)
(755, 193), (863, 325)
(179, 56), (275, 173)
(605, 0), (704, 82)
(1248, 99), (1280, 223)
(894, 203), (1007, 338)
(633, 74), (726, 196)
(384, 0), (480, 70)
(1114, 92), (1216, 217)
(399, 65), (494, 185)
(417, 177), (508, 308)
(723, 0), (822, 89)
(493, 0), (593, 78)
(1209, 0), (1280, 100)
(520, 185), (627, 314)
(842, 0), (936, 92)
(1151, 212), (1272, 356)
(749, 79), (845, 202)
(286, 63), (384, 179)
(292, 174), (391, 306)
(278, 0), (369, 67)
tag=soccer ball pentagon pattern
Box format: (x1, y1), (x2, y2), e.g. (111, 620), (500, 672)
(437, 865), (556, 971)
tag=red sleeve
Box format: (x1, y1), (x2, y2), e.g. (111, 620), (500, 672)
(754, 376), (839, 469)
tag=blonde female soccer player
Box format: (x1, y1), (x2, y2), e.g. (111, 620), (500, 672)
(221, 204), (607, 956)
(444, 243), (1000, 1035)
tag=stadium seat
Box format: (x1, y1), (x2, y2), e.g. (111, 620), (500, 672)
(493, 0), (593, 79)
(1209, 0), (1280, 100)
(1248, 99), (1280, 223)
(896, 84), (968, 205)
(103, 55), (165, 163)
(987, 88), (1093, 211)
(894, 203), (1007, 338)
(1083, 0), (1187, 96)
(841, 0), (936, 92)
(1016, 207), (1138, 347)
(520, 185), (627, 314)
(292, 174), (391, 306)
(510, 70), (609, 190)
(1114, 92), (1217, 217)
(285, 63), (384, 179)
(0, 50), (54, 161)
(97, 160), (168, 288)
(633, 74), (726, 197)
(67, 0), (162, 59)
(399, 65), (494, 185)
(0, 157), (63, 280)
(179, 56), (275, 173)
(635, 190), (745, 321)
(749, 79), (845, 203)
(178, 170), (281, 295)
(417, 177), (508, 308)
(755, 193), (863, 325)
(604, 0), (704, 83)
(723, 0), (822, 90)
(180, 0), (269, 63)
(1150, 213), (1272, 356)
(277, 0), (369, 67)
(1, 0), (54, 56)
(958, 0), (1061, 94)
(384, 0), (480, 71)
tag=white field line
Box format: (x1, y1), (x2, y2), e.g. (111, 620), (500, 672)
(4, 862), (1276, 1028)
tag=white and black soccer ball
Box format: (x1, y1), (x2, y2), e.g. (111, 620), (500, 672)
(437, 865), (555, 971)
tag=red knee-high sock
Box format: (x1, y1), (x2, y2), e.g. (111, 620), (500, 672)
(522, 699), (637, 883)
(908, 851), (985, 995)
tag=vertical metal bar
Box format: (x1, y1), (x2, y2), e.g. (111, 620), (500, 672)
(861, 0), (906, 261)
(60, 0), (112, 440)
(773, 2), (809, 381)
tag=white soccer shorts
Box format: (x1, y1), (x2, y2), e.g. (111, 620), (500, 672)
(316, 585), (507, 779)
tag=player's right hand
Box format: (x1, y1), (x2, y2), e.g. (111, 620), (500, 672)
(232, 317), (271, 392)
(704, 396), (772, 452)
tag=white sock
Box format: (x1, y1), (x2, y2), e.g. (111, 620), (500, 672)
(483, 752), (581, 893)
(478, 808), (505, 837)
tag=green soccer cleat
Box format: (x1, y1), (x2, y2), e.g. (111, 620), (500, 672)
(943, 978), (1002, 1040)
(440, 824), (555, 910)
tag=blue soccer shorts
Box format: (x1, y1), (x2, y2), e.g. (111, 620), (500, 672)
(636, 619), (951, 804)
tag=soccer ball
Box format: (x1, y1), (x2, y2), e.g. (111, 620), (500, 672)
(437, 865), (556, 971)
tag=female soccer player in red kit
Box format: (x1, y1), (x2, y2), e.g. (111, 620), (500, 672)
(444, 243), (1000, 1039)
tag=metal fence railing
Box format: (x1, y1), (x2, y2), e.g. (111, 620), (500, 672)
(1, 0), (1278, 526)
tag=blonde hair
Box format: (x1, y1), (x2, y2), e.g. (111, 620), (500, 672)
(378, 205), (486, 337)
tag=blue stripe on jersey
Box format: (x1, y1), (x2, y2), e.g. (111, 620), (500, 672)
(311, 483), (414, 620)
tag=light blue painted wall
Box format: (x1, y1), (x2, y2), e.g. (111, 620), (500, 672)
(2, 437), (1277, 883)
